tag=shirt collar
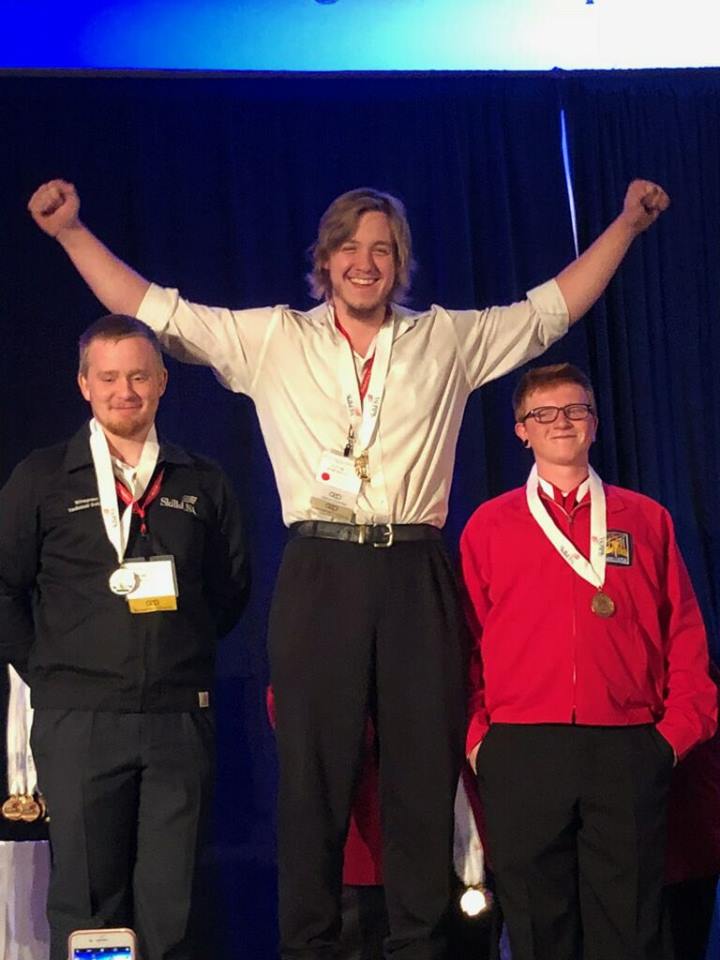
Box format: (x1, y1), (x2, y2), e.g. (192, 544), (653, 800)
(321, 300), (420, 339)
(63, 421), (192, 473)
(537, 475), (590, 507)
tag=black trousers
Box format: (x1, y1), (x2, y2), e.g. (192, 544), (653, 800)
(30, 709), (215, 960)
(269, 537), (467, 959)
(476, 724), (675, 960)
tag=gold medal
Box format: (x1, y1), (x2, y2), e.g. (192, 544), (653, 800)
(18, 793), (43, 823)
(591, 591), (616, 618)
(354, 452), (370, 481)
(2, 794), (24, 821)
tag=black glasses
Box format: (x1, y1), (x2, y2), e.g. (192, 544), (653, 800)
(520, 403), (594, 424)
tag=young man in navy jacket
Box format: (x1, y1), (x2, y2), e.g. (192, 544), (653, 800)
(0, 315), (249, 960)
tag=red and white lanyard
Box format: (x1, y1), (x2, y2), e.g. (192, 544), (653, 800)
(89, 418), (159, 567)
(334, 311), (394, 456)
(115, 468), (164, 537)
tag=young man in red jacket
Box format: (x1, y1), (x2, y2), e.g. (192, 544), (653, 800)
(461, 363), (717, 960)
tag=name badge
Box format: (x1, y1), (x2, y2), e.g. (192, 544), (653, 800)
(123, 555), (179, 614)
(309, 451), (361, 523)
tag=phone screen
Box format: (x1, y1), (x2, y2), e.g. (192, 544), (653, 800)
(73, 951), (133, 959)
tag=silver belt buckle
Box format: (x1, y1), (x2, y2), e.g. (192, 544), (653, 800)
(372, 523), (394, 548)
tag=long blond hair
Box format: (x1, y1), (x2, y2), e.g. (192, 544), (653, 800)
(307, 187), (414, 303)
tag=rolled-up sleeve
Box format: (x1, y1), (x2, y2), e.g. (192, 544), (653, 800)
(451, 278), (569, 390)
(137, 284), (278, 395)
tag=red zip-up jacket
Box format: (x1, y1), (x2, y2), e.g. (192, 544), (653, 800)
(460, 483), (716, 760)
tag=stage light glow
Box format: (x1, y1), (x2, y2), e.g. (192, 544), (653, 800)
(2, 0), (719, 71)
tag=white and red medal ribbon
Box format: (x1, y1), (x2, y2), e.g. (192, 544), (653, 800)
(526, 463), (607, 591)
(4, 666), (37, 808)
(453, 770), (492, 916)
(336, 318), (376, 403)
(334, 309), (395, 460)
(89, 418), (160, 570)
(453, 772), (485, 887)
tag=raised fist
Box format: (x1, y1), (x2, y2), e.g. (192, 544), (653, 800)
(622, 179), (670, 234)
(28, 179), (81, 237)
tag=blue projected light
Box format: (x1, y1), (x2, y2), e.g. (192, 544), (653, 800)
(2, 0), (718, 71)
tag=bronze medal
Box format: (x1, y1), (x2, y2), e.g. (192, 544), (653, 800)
(2, 794), (24, 821)
(354, 452), (370, 481)
(591, 591), (616, 618)
(18, 793), (43, 823)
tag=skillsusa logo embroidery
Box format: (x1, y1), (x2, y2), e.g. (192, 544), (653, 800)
(160, 494), (198, 516)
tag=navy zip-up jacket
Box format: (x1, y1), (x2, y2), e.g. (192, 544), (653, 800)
(0, 423), (249, 712)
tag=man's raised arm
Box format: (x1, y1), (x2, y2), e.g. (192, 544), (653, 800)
(556, 179), (670, 326)
(28, 179), (150, 316)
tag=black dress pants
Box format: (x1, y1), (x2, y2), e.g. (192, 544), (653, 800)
(476, 724), (675, 960)
(30, 709), (214, 960)
(269, 537), (467, 960)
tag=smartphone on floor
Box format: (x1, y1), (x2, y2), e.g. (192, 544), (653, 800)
(68, 927), (137, 959)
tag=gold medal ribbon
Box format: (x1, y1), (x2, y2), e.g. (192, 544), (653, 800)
(526, 465), (610, 602)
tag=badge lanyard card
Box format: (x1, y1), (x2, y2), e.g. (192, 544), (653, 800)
(89, 419), (178, 613)
(310, 317), (394, 522)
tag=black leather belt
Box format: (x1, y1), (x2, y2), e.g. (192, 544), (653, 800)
(288, 520), (442, 548)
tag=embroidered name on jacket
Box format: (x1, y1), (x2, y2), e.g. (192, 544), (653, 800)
(67, 497), (100, 513)
(160, 495), (198, 516)
(605, 530), (632, 566)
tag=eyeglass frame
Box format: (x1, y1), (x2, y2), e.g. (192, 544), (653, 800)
(518, 403), (595, 424)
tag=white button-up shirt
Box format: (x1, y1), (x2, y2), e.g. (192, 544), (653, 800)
(138, 281), (568, 526)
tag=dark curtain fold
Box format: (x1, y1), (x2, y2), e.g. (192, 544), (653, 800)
(560, 68), (720, 650)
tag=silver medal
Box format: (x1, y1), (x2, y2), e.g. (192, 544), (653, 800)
(109, 567), (138, 596)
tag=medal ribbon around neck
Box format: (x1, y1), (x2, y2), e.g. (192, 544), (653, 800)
(335, 311), (395, 458)
(89, 418), (160, 568)
(526, 463), (607, 591)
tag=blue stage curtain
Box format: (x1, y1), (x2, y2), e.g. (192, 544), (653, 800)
(560, 69), (720, 653)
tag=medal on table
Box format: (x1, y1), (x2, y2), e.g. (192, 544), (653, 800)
(526, 465), (616, 618)
(18, 792), (44, 822)
(2, 794), (23, 821)
(4, 665), (42, 825)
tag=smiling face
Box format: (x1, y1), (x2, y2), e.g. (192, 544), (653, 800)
(77, 335), (167, 443)
(323, 210), (396, 325)
(515, 381), (597, 474)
